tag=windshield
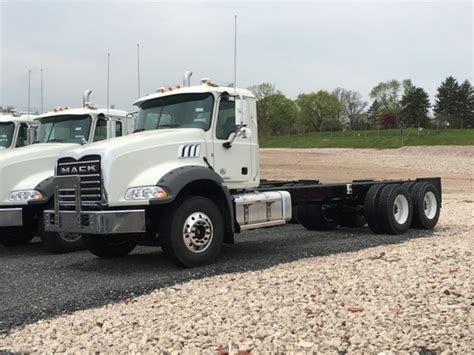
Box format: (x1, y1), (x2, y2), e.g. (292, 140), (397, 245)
(35, 115), (92, 144)
(136, 93), (214, 132)
(0, 122), (15, 148)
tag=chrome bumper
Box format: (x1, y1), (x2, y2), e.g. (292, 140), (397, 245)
(0, 208), (23, 227)
(44, 209), (146, 234)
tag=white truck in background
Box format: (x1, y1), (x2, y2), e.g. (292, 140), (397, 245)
(0, 90), (135, 252)
(0, 112), (38, 151)
(44, 72), (442, 267)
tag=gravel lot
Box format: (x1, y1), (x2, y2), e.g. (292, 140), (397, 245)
(1, 146), (472, 352)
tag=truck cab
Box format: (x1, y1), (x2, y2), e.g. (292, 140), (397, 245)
(0, 93), (134, 252)
(44, 82), (264, 260)
(0, 113), (38, 151)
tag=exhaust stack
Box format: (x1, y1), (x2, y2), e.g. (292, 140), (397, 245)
(83, 89), (92, 107)
(183, 71), (193, 87)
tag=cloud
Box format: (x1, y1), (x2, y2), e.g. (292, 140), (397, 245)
(1, 1), (472, 112)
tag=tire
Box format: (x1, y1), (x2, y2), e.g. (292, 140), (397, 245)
(38, 216), (84, 253)
(160, 195), (224, 267)
(83, 234), (138, 258)
(0, 228), (34, 247)
(364, 184), (385, 234)
(402, 181), (416, 192)
(339, 213), (366, 228)
(410, 182), (441, 229)
(377, 184), (413, 235)
(297, 203), (339, 231)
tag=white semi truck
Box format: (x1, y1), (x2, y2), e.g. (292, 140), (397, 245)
(44, 77), (442, 267)
(0, 113), (38, 151)
(0, 90), (135, 252)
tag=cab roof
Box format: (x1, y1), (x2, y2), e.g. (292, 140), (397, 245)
(35, 107), (129, 121)
(0, 114), (38, 123)
(133, 85), (255, 106)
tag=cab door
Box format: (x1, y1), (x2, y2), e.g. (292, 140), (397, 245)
(212, 97), (253, 188)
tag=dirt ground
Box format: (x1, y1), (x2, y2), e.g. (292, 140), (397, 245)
(260, 146), (473, 194)
(1, 146), (473, 353)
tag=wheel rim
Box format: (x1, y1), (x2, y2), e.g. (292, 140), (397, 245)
(182, 212), (213, 253)
(423, 191), (437, 219)
(59, 232), (81, 242)
(393, 194), (409, 224)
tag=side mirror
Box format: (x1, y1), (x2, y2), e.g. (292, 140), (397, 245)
(26, 126), (37, 145)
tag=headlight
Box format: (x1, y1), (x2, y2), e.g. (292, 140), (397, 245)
(9, 190), (45, 202)
(125, 186), (168, 200)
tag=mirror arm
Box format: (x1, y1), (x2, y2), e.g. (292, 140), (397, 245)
(223, 122), (245, 149)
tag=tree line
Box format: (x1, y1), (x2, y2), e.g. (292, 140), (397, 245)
(248, 76), (474, 137)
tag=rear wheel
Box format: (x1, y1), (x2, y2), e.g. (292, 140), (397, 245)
(402, 181), (416, 192)
(83, 234), (138, 258)
(410, 182), (441, 229)
(377, 184), (413, 235)
(160, 195), (224, 267)
(297, 203), (339, 231)
(0, 228), (34, 247)
(364, 184), (385, 234)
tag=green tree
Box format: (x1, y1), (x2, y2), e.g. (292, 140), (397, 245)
(257, 94), (298, 136)
(434, 76), (461, 128)
(400, 86), (431, 128)
(333, 88), (367, 130)
(458, 80), (474, 128)
(247, 83), (280, 101)
(369, 79), (403, 113)
(366, 99), (381, 127)
(296, 91), (342, 132)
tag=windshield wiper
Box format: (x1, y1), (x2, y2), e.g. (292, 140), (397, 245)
(133, 128), (146, 133)
(48, 138), (64, 143)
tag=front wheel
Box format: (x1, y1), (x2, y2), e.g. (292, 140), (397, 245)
(160, 195), (224, 267)
(83, 234), (138, 258)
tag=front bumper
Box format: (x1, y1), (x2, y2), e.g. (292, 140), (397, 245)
(44, 209), (146, 234)
(0, 208), (23, 227)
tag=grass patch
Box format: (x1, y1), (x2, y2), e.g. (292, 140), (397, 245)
(260, 128), (474, 149)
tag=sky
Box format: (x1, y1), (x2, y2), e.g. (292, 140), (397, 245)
(0, 0), (472, 112)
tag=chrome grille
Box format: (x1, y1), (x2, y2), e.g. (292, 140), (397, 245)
(56, 155), (103, 208)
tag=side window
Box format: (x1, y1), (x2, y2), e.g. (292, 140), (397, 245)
(16, 123), (28, 147)
(93, 118), (107, 142)
(116, 121), (123, 137)
(216, 100), (236, 140)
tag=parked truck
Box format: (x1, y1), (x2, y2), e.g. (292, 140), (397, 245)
(0, 112), (38, 151)
(0, 90), (135, 252)
(44, 76), (442, 267)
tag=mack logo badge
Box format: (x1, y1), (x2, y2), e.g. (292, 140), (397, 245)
(59, 164), (98, 175)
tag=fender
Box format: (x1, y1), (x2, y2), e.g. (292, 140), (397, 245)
(151, 165), (235, 241)
(28, 176), (55, 205)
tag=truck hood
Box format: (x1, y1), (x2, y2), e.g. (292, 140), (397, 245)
(0, 143), (79, 205)
(58, 129), (209, 207)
